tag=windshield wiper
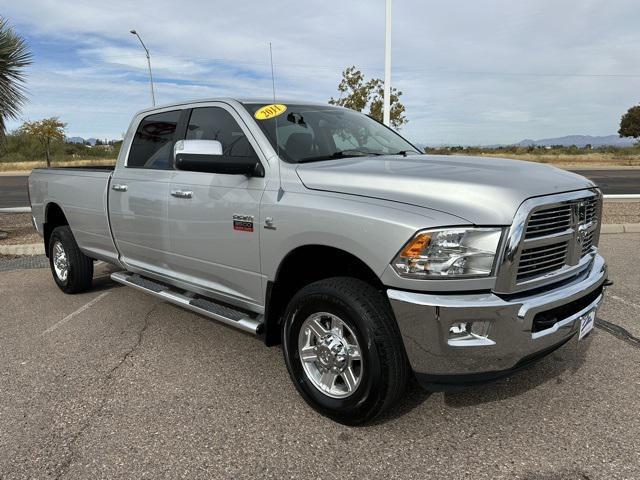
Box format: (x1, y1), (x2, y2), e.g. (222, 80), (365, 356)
(297, 150), (383, 163)
(388, 150), (420, 157)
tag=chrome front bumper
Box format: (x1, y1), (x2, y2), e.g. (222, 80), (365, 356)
(388, 254), (607, 383)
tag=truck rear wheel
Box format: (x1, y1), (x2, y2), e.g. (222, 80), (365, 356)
(48, 226), (94, 294)
(282, 277), (409, 425)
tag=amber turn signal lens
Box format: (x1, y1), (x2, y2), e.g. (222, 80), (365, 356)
(400, 233), (431, 258)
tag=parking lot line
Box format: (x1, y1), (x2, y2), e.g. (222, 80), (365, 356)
(41, 291), (111, 335)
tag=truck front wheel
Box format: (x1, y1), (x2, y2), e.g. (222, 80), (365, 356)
(282, 277), (409, 425)
(48, 226), (94, 294)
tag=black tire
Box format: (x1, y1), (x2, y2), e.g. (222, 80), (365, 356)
(48, 225), (94, 294)
(282, 277), (409, 425)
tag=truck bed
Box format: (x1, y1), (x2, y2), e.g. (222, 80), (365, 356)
(32, 165), (115, 172)
(29, 167), (120, 263)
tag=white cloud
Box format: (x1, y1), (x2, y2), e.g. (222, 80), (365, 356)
(3, 0), (640, 144)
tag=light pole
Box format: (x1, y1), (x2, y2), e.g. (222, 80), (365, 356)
(383, 0), (392, 126)
(130, 29), (156, 107)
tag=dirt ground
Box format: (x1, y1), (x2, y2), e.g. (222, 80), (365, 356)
(602, 201), (640, 224)
(0, 213), (40, 245)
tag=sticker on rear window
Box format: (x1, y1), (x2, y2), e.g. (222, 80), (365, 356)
(254, 104), (287, 120)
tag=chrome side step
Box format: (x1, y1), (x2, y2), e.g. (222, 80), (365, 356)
(110, 271), (263, 335)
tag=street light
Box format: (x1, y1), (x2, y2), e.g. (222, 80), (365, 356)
(383, 0), (392, 126)
(130, 29), (156, 107)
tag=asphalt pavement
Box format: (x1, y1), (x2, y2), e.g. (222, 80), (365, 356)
(1, 169), (639, 208)
(571, 169), (640, 195)
(0, 175), (29, 208)
(0, 233), (638, 479)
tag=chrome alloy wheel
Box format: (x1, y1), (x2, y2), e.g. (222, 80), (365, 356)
(52, 240), (69, 282)
(298, 312), (363, 399)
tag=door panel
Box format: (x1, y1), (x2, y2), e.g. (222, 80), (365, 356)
(109, 109), (182, 275)
(167, 105), (267, 307)
(109, 168), (174, 275)
(168, 171), (264, 303)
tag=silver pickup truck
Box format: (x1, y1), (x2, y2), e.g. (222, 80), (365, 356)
(29, 99), (608, 424)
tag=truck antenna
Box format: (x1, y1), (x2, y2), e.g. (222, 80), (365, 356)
(269, 42), (284, 197)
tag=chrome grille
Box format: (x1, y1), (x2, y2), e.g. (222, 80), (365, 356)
(517, 242), (569, 281)
(579, 196), (598, 224)
(581, 229), (595, 255)
(495, 189), (602, 294)
(525, 205), (572, 238)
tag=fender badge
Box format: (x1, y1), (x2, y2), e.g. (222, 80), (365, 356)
(233, 214), (254, 232)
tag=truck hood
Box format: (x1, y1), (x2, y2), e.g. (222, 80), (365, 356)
(295, 155), (596, 225)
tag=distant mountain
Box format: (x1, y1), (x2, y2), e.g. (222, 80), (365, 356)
(67, 136), (85, 144)
(515, 135), (634, 148)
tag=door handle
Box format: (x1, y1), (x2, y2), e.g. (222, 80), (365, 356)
(112, 184), (128, 192)
(170, 190), (193, 199)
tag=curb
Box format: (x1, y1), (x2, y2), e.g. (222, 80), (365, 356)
(0, 207), (31, 213)
(0, 243), (45, 256)
(601, 224), (640, 234)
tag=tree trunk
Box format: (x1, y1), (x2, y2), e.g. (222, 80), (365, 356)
(45, 139), (51, 167)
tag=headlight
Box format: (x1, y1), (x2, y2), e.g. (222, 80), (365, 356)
(392, 227), (503, 278)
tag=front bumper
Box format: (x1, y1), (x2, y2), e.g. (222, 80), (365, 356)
(388, 254), (607, 386)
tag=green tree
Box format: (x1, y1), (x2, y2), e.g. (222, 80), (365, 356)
(329, 66), (408, 129)
(0, 18), (32, 141)
(20, 117), (66, 167)
(619, 105), (640, 140)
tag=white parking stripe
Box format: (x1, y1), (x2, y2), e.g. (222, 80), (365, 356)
(41, 291), (111, 335)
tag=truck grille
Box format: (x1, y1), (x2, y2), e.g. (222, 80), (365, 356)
(495, 190), (602, 294)
(517, 242), (569, 281)
(514, 193), (600, 284)
(525, 205), (572, 238)
(581, 229), (596, 255)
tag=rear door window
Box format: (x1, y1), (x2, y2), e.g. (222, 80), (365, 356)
(128, 110), (181, 169)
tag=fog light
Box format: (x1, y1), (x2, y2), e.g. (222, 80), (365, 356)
(448, 321), (494, 347)
(449, 323), (468, 335)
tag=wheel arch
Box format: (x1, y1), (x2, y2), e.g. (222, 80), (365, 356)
(262, 244), (386, 346)
(43, 202), (69, 257)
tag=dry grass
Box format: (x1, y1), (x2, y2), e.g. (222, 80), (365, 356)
(2, 153), (640, 172)
(0, 158), (116, 173)
(459, 152), (640, 167)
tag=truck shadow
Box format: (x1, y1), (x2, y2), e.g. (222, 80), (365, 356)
(373, 334), (592, 424)
(442, 335), (592, 408)
(370, 376), (433, 425)
(90, 263), (123, 292)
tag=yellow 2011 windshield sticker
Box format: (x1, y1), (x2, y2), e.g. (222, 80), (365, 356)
(254, 104), (287, 120)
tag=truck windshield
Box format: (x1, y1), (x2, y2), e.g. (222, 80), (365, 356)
(242, 103), (420, 163)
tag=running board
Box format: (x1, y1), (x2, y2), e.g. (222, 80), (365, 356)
(110, 271), (263, 335)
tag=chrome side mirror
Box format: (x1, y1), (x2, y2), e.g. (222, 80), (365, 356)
(173, 139), (264, 176)
(174, 139), (223, 159)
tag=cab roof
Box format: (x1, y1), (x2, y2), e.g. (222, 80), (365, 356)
(134, 98), (335, 117)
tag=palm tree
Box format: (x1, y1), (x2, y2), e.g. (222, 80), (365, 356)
(0, 17), (32, 140)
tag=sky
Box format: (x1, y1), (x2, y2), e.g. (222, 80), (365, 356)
(1, 0), (639, 145)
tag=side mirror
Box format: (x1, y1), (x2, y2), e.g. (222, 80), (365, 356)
(174, 139), (264, 176)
